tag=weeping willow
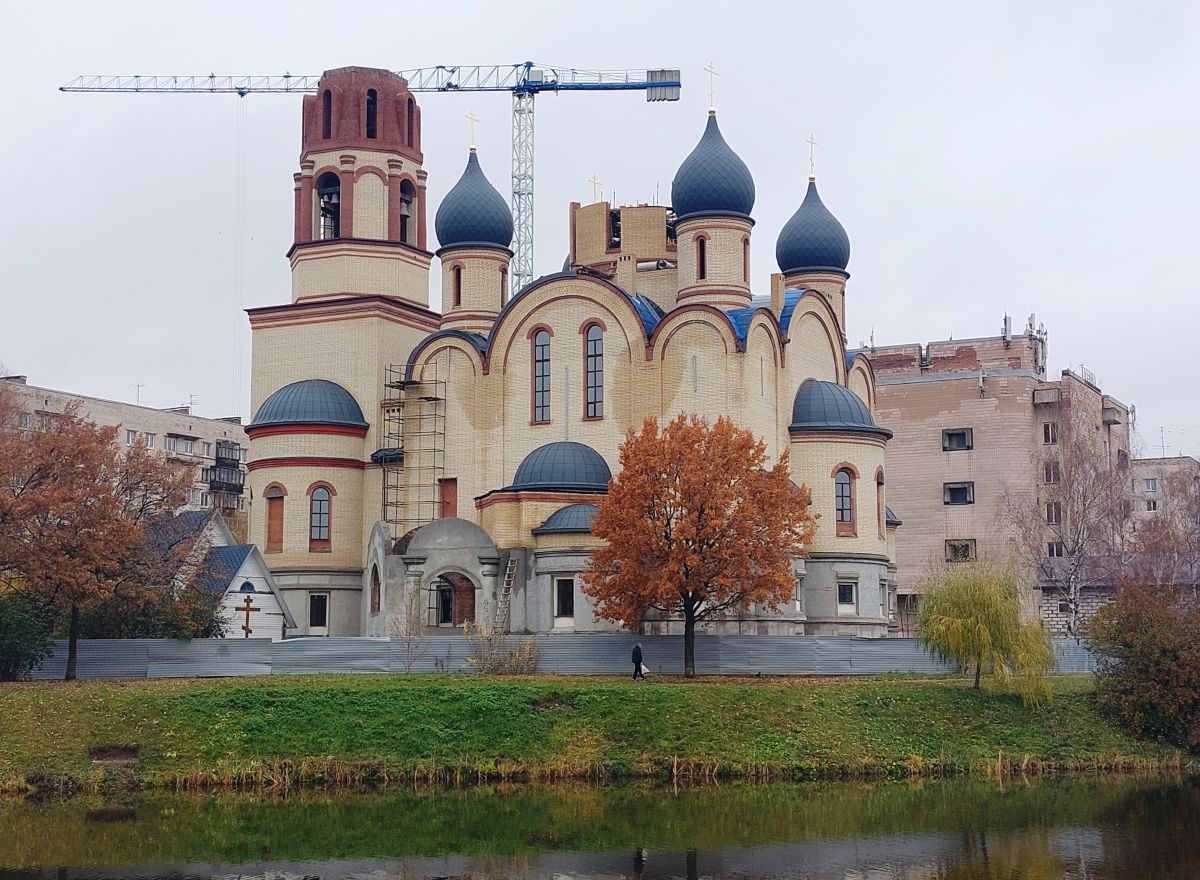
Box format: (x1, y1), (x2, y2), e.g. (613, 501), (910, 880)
(917, 562), (1054, 706)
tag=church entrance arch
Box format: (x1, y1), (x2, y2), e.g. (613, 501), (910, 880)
(428, 571), (476, 627)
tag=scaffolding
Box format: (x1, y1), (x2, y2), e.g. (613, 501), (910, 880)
(381, 362), (446, 534)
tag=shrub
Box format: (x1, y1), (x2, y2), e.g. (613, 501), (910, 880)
(917, 562), (1053, 705)
(1087, 580), (1200, 750)
(463, 623), (540, 675)
(0, 593), (54, 681)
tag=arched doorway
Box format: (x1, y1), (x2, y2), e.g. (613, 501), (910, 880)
(429, 572), (475, 627)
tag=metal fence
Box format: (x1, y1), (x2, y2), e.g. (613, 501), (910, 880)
(27, 635), (1097, 680)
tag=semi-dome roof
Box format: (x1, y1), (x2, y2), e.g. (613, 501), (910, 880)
(790, 379), (891, 438)
(531, 502), (599, 535)
(670, 113), (755, 222)
(510, 442), (612, 492)
(435, 150), (514, 251)
(249, 379), (367, 429)
(776, 179), (850, 274)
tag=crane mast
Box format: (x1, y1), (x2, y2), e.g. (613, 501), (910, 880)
(61, 63), (682, 292)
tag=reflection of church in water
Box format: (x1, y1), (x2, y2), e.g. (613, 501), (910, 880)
(245, 66), (900, 638)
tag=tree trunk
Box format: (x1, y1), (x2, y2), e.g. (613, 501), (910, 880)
(973, 659), (982, 690)
(65, 603), (79, 682)
(683, 607), (696, 678)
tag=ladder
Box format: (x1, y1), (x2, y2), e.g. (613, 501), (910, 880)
(495, 556), (518, 634)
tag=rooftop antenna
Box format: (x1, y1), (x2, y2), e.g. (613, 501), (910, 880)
(131, 383), (146, 405)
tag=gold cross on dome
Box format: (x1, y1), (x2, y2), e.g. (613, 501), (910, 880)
(704, 63), (719, 112)
(588, 174), (603, 202)
(807, 134), (818, 178)
(465, 110), (479, 150)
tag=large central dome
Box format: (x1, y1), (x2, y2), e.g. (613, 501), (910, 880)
(670, 113), (755, 222)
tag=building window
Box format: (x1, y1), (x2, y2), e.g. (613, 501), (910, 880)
(399, 179), (415, 244)
(202, 441), (213, 458)
(1146, 499), (1159, 512)
(321, 89), (332, 139)
(438, 477), (458, 519)
(406, 97), (415, 147)
(875, 468), (885, 539)
(365, 88), (378, 139)
(696, 236), (707, 280)
(309, 592), (329, 635)
(942, 428), (973, 451)
(834, 468), (855, 535)
(742, 237), (749, 282)
(945, 539), (976, 562)
(265, 485), (285, 553)
(452, 265), (462, 307)
(837, 582), (856, 616)
(437, 583), (454, 625)
(125, 429), (137, 446)
(17, 412), (30, 430)
(1145, 478), (1158, 492)
(500, 267), (508, 305)
(1046, 501), (1062, 524)
(309, 486), (331, 551)
(585, 323), (604, 419)
(145, 433), (155, 449)
(370, 565), (381, 615)
(1117, 449), (1129, 470)
(1044, 461), (1061, 484)
(1047, 541), (1065, 558)
(200, 492), (210, 508)
(532, 329), (551, 423)
(555, 578), (575, 619)
(317, 172), (341, 239)
(1043, 422), (1058, 444)
(943, 482), (975, 505)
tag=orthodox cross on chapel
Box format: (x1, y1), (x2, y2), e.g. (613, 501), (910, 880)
(240, 594), (259, 638)
(704, 62), (719, 112)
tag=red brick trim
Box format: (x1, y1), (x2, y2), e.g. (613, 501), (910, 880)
(247, 294), (439, 333)
(248, 456), (365, 471)
(352, 165), (388, 183)
(306, 480), (338, 497)
(831, 461), (860, 479)
(578, 318), (608, 334)
(264, 482), (288, 497)
(247, 424), (368, 440)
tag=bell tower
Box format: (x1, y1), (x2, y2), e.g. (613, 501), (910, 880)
(289, 66), (431, 307)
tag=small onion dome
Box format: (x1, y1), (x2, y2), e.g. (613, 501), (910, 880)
(531, 502), (599, 535)
(790, 379), (892, 439)
(434, 150), (514, 251)
(776, 179), (850, 274)
(510, 441), (612, 492)
(670, 113), (755, 222)
(249, 379), (367, 429)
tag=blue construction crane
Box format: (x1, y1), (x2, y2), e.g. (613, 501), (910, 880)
(61, 63), (682, 291)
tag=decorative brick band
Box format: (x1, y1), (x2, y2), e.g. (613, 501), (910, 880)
(247, 424), (368, 440)
(247, 456), (366, 471)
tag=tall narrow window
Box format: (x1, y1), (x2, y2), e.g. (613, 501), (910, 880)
(875, 469), (885, 539)
(500, 267), (508, 305)
(697, 236), (707, 280)
(533, 329), (551, 423)
(370, 566), (381, 615)
(452, 265), (463, 307)
(316, 172), (340, 240)
(365, 89), (378, 139)
(585, 323), (604, 419)
(438, 478), (458, 519)
(309, 486), (331, 551)
(743, 237), (750, 282)
(406, 97), (415, 147)
(321, 89), (332, 139)
(835, 469), (855, 535)
(265, 485), (285, 553)
(398, 180), (415, 244)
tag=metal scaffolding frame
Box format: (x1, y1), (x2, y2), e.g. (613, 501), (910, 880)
(381, 362), (445, 534)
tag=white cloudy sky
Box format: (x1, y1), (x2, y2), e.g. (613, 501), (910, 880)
(2, 1), (1197, 458)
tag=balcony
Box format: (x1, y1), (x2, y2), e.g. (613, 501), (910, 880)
(203, 464), (245, 495)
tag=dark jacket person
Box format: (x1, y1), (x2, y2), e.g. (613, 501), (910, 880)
(632, 643), (645, 680)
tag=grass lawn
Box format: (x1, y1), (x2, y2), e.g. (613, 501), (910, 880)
(0, 674), (1185, 793)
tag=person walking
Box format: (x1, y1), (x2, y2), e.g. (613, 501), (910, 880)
(632, 642), (646, 680)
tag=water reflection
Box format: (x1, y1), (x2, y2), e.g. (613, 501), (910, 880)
(0, 776), (1196, 879)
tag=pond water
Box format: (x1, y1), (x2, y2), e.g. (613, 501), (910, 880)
(1, 776), (1197, 879)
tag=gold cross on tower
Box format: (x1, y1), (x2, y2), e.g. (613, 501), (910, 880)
(588, 174), (603, 203)
(465, 110), (479, 151)
(807, 134), (819, 179)
(704, 63), (719, 113)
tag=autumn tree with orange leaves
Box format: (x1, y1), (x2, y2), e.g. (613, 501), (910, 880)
(582, 415), (816, 677)
(0, 389), (192, 679)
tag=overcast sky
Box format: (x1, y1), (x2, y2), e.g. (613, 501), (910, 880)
(2, 1), (1197, 458)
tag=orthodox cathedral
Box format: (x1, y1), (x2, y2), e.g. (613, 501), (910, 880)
(246, 66), (899, 639)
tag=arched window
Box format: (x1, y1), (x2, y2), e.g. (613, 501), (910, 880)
(452, 265), (463, 307)
(876, 469), (885, 539)
(398, 179), (415, 244)
(321, 89), (332, 139)
(585, 323), (604, 419)
(743, 237), (750, 282)
(309, 486), (331, 551)
(365, 89), (378, 139)
(500, 267), (508, 305)
(316, 172), (340, 240)
(697, 236), (707, 280)
(265, 485), (285, 553)
(370, 565), (381, 615)
(406, 97), (415, 147)
(532, 329), (551, 424)
(834, 469), (855, 536)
